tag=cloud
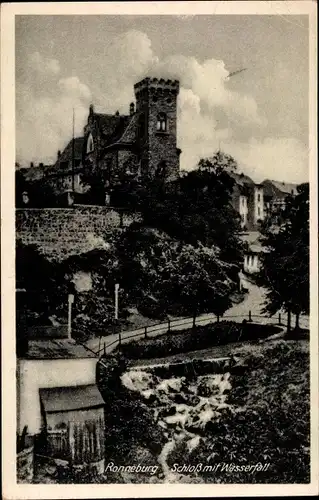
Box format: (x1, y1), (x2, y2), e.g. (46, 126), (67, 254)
(28, 51), (60, 76)
(16, 32), (307, 184)
(223, 137), (308, 184)
(16, 69), (91, 164)
(58, 77), (91, 101)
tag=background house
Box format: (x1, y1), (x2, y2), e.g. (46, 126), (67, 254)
(240, 231), (263, 274)
(230, 172), (265, 230)
(44, 137), (86, 196)
(262, 179), (299, 214)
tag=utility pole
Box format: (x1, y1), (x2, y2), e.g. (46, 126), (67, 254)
(67, 293), (74, 339)
(114, 283), (119, 321)
(71, 108), (75, 192)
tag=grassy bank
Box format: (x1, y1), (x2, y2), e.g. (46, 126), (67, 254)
(119, 321), (282, 360)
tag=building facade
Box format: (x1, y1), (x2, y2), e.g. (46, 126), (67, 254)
(231, 172), (298, 231)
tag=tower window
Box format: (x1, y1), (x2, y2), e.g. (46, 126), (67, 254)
(157, 113), (167, 132)
(86, 133), (94, 153)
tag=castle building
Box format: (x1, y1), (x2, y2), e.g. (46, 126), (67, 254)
(16, 76), (300, 221)
(82, 77), (181, 191)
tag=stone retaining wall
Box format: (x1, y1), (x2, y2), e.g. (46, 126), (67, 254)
(16, 206), (140, 260)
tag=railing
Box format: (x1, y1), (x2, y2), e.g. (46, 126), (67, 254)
(92, 310), (308, 358)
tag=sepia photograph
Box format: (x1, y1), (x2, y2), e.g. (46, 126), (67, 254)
(1, 1), (318, 498)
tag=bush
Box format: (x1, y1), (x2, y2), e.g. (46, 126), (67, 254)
(118, 321), (281, 360)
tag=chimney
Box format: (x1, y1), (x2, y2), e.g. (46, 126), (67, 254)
(30, 162), (34, 168)
(130, 102), (135, 115)
(115, 110), (120, 116)
(89, 103), (94, 115)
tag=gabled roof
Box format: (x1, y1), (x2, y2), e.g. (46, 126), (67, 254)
(115, 113), (137, 145)
(230, 171), (255, 187)
(240, 231), (263, 253)
(93, 112), (132, 145)
(40, 384), (104, 413)
(265, 179), (299, 196)
(261, 179), (294, 198)
(58, 137), (84, 163)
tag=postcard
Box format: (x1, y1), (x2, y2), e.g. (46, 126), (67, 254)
(1, 1), (318, 498)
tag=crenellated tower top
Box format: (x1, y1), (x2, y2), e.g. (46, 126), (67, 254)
(134, 77), (180, 98)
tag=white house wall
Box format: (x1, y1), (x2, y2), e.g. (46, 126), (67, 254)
(254, 187), (264, 224)
(17, 357), (97, 435)
(244, 254), (260, 274)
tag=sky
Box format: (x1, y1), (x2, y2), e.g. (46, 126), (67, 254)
(15, 14), (309, 183)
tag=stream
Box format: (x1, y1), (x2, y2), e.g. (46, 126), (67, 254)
(120, 367), (235, 483)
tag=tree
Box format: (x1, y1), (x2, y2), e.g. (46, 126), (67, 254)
(114, 150), (244, 269)
(257, 183), (309, 332)
(16, 241), (68, 324)
(115, 225), (238, 320)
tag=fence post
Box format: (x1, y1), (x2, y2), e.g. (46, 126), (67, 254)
(248, 310), (252, 322)
(144, 326), (148, 339)
(278, 313), (282, 325)
(119, 333), (122, 346)
(103, 342), (106, 356)
(193, 315), (196, 328)
(167, 319), (171, 332)
(217, 314), (220, 323)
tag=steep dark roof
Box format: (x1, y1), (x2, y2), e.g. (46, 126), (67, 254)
(93, 113), (132, 145)
(230, 171), (255, 187)
(58, 137), (84, 162)
(263, 179), (298, 196)
(40, 384), (104, 413)
(115, 113), (137, 145)
(240, 231), (263, 253)
(262, 179), (286, 198)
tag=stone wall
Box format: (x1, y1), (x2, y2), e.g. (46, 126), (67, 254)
(16, 206), (140, 260)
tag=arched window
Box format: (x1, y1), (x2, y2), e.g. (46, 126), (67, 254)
(86, 132), (94, 153)
(156, 113), (167, 132)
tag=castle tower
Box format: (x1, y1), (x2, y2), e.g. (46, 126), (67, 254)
(134, 77), (181, 181)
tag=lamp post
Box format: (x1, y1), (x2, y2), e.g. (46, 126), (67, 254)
(67, 293), (74, 340)
(114, 283), (120, 352)
(114, 283), (120, 321)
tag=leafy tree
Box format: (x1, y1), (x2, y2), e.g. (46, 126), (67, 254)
(16, 241), (69, 325)
(61, 245), (132, 337)
(257, 183), (309, 331)
(115, 225), (238, 320)
(112, 151), (244, 269)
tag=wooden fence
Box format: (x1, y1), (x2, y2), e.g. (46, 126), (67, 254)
(93, 310), (309, 358)
(43, 418), (105, 465)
